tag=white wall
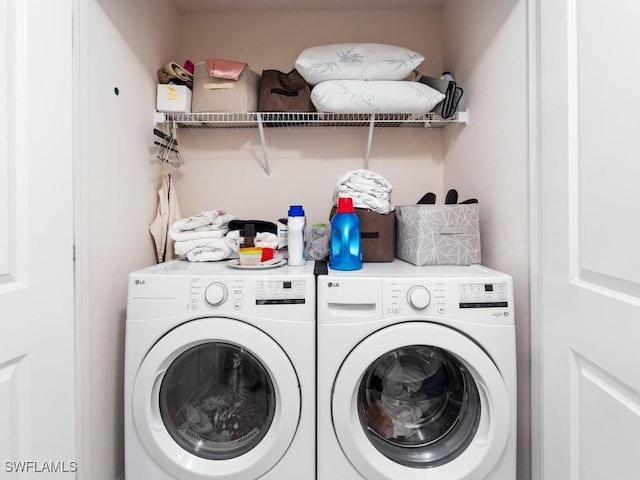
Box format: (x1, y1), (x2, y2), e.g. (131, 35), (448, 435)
(175, 9), (446, 224)
(441, 1), (530, 479)
(85, 0), (179, 478)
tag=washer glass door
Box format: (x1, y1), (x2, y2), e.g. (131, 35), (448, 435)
(358, 345), (480, 467)
(159, 341), (276, 460)
(133, 317), (301, 480)
(331, 322), (510, 480)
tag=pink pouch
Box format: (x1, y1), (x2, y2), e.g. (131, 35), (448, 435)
(206, 58), (247, 81)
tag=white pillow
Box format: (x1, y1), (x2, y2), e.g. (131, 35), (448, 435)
(311, 80), (445, 114)
(295, 43), (424, 85)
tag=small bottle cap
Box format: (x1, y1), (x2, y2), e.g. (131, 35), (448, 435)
(288, 205), (305, 217)
(336, 197), (355, 213)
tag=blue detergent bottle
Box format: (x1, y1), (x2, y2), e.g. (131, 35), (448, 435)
(329, 197), (362, 271)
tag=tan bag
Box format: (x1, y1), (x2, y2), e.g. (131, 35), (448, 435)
(192, 61), (260, 113)
(330, 207), (395, 262)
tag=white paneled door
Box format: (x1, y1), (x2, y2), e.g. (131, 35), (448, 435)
(0, 0), (75, 478)
(537, 0), (640, 479)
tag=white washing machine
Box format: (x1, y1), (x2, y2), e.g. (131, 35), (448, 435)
(124, 260), (315, 480)
(317, 260), (516, 480)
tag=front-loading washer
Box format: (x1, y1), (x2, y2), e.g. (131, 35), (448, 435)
(124, 260), (315, 480)
(317, 260), (516, 480)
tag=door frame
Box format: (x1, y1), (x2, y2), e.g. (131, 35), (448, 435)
(527, 0), (542, 479)
(72, 0), (92, 477)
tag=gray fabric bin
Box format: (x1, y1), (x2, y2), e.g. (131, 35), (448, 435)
(192, 62), (260, 113)
(395, 204), (481, 265)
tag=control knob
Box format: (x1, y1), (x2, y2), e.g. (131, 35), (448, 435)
(205, 282), (228, 306)
(407, 285), (431, 310)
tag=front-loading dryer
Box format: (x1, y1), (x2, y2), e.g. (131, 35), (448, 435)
(317, 260), (516, 480)
(124, 260), (315, 480)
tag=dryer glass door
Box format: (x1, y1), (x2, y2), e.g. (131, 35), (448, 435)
(158, 341), (276, 460)
(357, 345), (480, 467)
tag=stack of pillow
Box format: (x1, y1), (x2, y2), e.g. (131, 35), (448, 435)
(295, 43), (445, 114)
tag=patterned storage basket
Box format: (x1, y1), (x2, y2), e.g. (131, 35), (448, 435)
(395, 204), (480, 265)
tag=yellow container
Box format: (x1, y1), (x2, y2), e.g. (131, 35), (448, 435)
(239, 247), (262, 266)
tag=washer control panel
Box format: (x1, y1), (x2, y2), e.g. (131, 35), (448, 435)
(190, 278), (308, 309)
(381, 276), (512, 324)
(256, 280), (306, 305)
(128, 262), (315, 321)
(191, 278), (245, 310)
(459, 282), (509, 308)
(383, 279), (448, 316)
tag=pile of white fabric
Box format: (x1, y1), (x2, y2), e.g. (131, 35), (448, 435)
(333, 169), (394, 214)
(225, 230), (279, 253)
(169, 210), (238, 262)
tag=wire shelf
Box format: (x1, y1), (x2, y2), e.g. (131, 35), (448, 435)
(152, 110), (469, 176)
(161, 111), (468, 129)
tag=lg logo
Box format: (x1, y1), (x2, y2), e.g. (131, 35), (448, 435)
(327, 282), (340, 288)
(134, 279), (146, 285)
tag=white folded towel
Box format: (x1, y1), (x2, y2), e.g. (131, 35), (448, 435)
(169, 210), (238, 261)
(174, 237), (233, 262)
(170, 210), (238, 237)
(172, 210), (232, 231)
(226, 230), (279, 253)
(333, 169), (394, 214)
(186, 250), (231, 262)
(169, 227), (229, 242)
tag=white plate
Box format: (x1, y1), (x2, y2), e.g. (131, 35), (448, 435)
(226, 258), (288, 270)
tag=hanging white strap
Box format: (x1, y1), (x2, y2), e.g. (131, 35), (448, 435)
(364, 114), (375, 169)
(255, 113), (271, 176)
